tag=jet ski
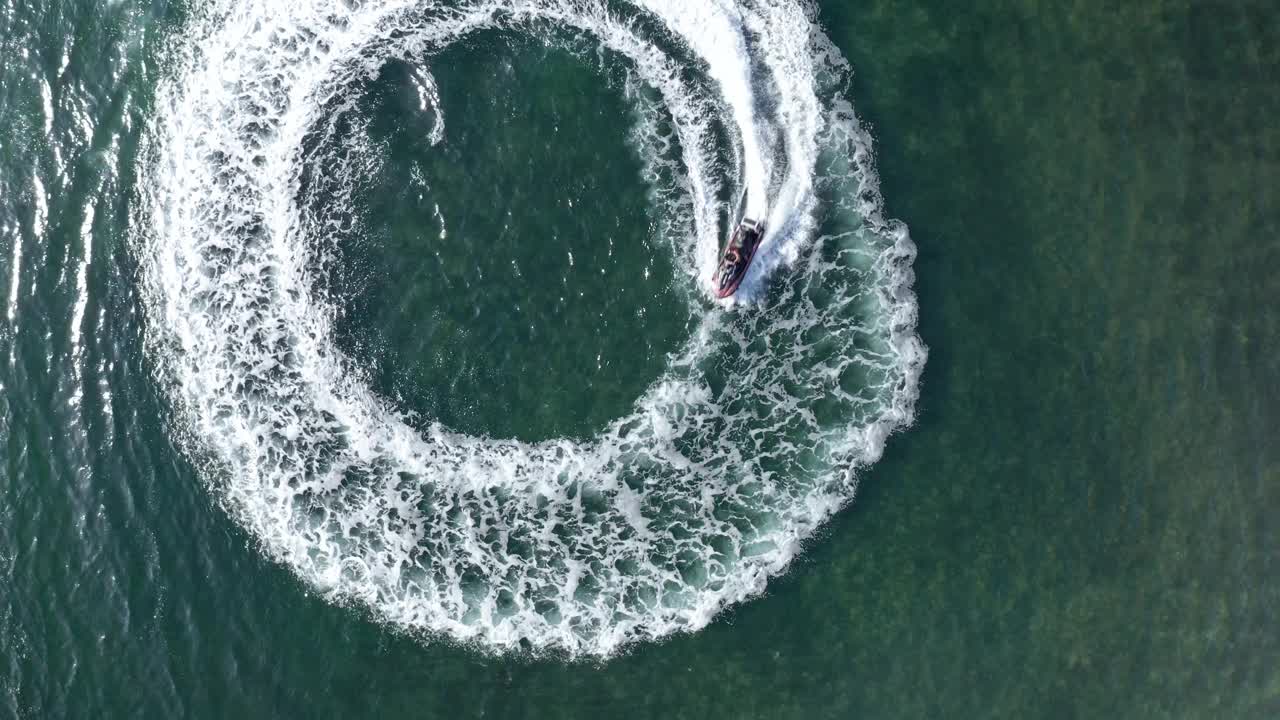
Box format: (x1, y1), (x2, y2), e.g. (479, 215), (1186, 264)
(714, 218), (765, 299)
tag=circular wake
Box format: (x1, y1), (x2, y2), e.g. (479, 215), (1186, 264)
(134, 0), (926, 657)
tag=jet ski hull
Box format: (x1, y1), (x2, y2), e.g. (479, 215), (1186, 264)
(714, 219), (765, 299)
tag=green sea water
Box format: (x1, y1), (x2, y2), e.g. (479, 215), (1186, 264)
(1, 0), (1277, 718)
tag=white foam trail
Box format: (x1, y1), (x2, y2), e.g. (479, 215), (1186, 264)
(731, 1), (822, 299)
(39, 75), (53, 136)
(134, 0), (926, 658)
(69, 202), (93, 354)
(408, 66), (446, 146)
(3, 222), (17, 327)
(634, 0), (769, 219)
(7, 175), (44, 328)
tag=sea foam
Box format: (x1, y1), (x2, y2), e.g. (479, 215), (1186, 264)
(134, 0), (926, 658)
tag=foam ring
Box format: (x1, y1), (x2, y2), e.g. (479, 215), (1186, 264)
(134, 0), (926, 658)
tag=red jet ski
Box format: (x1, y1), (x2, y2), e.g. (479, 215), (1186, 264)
(714, 218), (765, 299)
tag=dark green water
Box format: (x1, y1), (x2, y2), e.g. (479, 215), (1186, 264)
(328, 40), (692, 442)
(1, 1), (1277, 718)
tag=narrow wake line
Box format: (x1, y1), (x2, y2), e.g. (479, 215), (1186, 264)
(134, 0), (925, 658)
